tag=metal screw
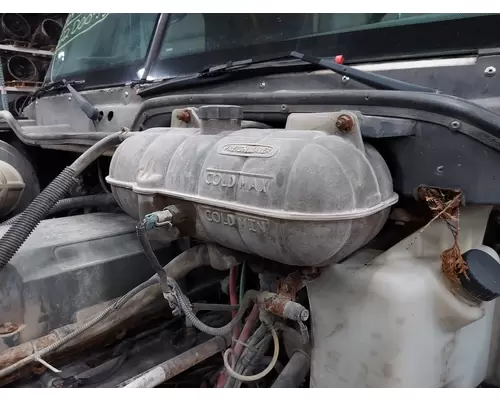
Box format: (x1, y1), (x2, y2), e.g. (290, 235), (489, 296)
(259, 81), (266, 89)
(450, 120), (461, 131)
(341, 76), (350, 84)
(68, 96), (72, 102)
(336, 114), (354, 133)
(124, 91), (129, 98)
(485, 66), (496, 77)
(280, 104), (288, 112)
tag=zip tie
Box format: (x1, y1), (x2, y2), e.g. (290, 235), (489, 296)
(34, 355), (61, 374)
(231, 338), (259, 352)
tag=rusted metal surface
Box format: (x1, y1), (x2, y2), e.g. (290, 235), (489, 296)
(258, 290), (309, 322)
(263, 293), (288, 316)
(120, 335), (229, 387)
(176, 110), (191, 123)
(335, 114), (354, 133)
(0, 331), (60, 385)
(0, 295), (169, 386)
(277, 271), (304, 300)
(0, 322), (18, 335)
(160, 335), (227, 380)
(0, 341), (33, 371)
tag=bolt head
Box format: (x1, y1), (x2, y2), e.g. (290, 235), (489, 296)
(335, 114), (354, 133)
(485, 66), (496, 77)
(176, 110), (191, 123)
(450, 120), (461, 131)
(259, 82), (266, 89)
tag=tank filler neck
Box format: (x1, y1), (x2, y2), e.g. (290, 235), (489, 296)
(198, 105), (243, 134)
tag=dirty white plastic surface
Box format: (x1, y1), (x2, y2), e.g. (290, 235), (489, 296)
(108, 111), (397, 266)
(308, 206), (497, 387)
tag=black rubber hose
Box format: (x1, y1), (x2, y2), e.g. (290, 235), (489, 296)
(271, 351), (310, 388)
(0, 194), (116, 226)
(0, 131), (125, 274)
(0, 166), (76, 272)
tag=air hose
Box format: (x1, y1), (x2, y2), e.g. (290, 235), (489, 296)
(0, 131), (127, 273)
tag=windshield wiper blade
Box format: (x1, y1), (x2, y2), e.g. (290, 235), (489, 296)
(289, 51), (438, 93)
(34, 79), (86, 98)
(139, 51), (438, 96)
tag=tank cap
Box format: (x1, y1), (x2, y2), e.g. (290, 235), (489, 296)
(460, 248), (500, 302)
(198, 105), (243, 121)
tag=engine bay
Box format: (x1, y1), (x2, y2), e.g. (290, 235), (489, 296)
(2, 42), (500, 387)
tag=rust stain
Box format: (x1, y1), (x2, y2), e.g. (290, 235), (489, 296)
(277, 271), (303, 300)
(34, 332), (60, 351)
(335, 114), (354, 133)
(264, 294), (287, 317)
(0, 342), (33, 370)
(176, 110), (191, 123)
(0, 322), (18, 335)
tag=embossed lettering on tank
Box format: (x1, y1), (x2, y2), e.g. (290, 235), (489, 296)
(204, 168), (273, 194)
(218, 143), (278, 158)
(202, 207), (270, 234)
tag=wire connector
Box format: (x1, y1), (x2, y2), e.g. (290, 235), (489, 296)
(143, 209), (173, 231)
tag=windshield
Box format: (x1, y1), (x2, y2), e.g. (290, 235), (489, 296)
(47, 13), (498, 89)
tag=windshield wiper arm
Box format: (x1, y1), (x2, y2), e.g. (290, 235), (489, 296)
(63, 80), (100, 121)
(139, 51), (438, 96)
(32, 79), (99, 121)
(289, 52), (438, 93)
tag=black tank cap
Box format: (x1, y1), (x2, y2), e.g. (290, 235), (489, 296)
(460, 248), (500, 302)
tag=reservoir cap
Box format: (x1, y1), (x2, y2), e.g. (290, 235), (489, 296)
(460, 248), (500, 302)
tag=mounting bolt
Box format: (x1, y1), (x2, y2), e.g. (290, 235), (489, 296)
(177, 110), (191, 123)
(336, 114), (354, 133)
(450, 120), (461, 131)
(259, 81), (266, 89)
(280, 104), (289, 113)
(485, 66), (496, 77)
(341, 75), (350, 84)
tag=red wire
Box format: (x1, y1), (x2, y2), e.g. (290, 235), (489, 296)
(216, 265), (241, 388)
(229, 265), (240, 339)
(216, 305), (259, 388)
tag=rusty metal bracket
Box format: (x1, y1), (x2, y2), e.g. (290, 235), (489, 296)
(277, 271), (304, 301)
